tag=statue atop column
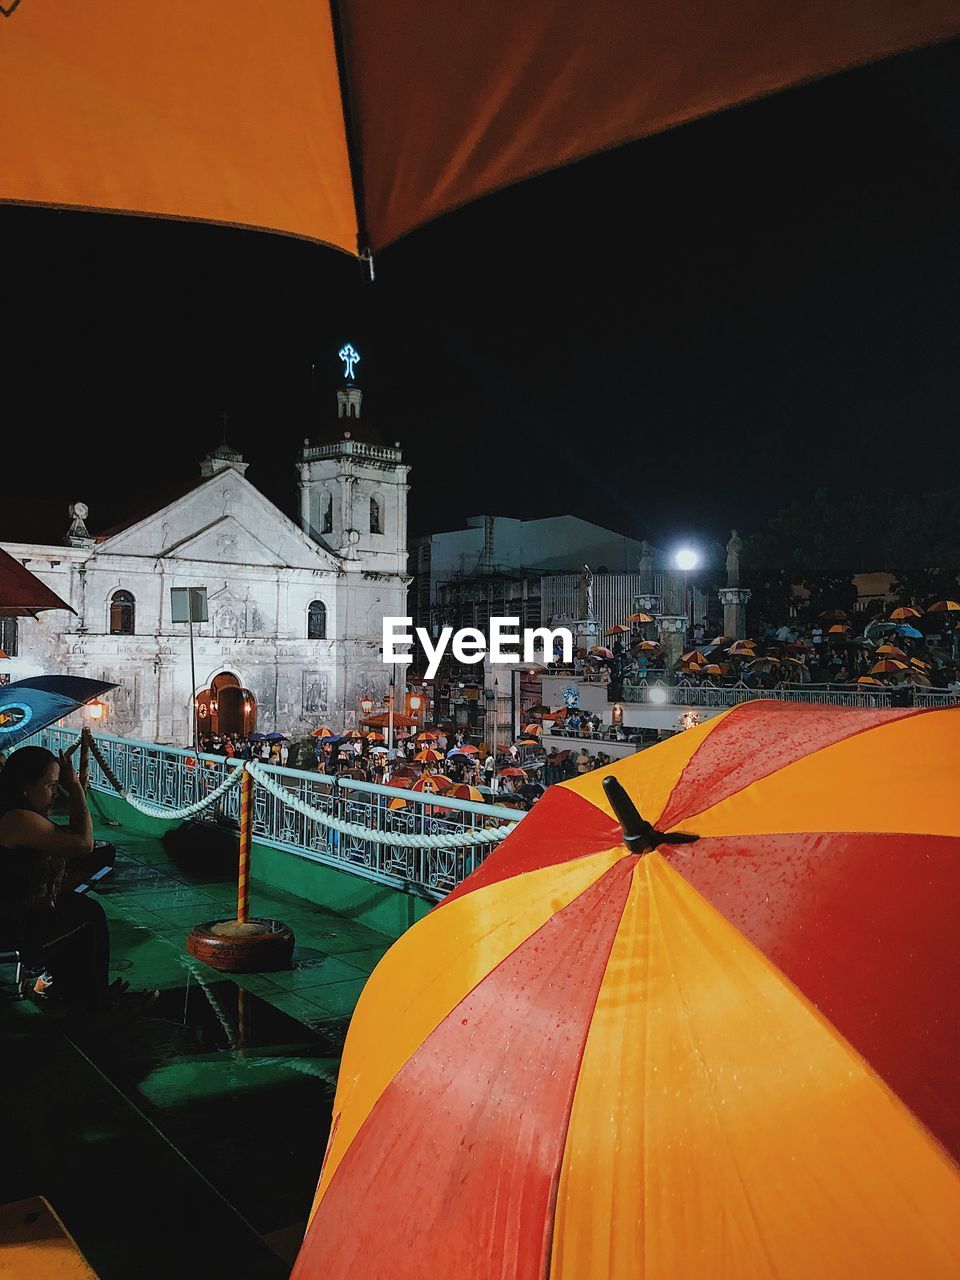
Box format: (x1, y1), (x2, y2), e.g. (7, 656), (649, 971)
(725, 529), (743, 587)
(579, 563), (595, 619)
(638, 541), (654, 593)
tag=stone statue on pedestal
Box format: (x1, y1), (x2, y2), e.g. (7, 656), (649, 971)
(726, 530), (743, 587)
(579, 563), (595, 619)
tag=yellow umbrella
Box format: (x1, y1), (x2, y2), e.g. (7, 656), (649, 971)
(928, 601), (960, 613)
(890, 607), (922, 621)
(870, 660), (909, 674)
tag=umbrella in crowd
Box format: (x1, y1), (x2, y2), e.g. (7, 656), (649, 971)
(588, 646), (615, 660)
(414, 748), (444, 764)
(626, 612), (655, 625)
(928, 600), (960, 613)
(828, 623), (851, 634)
(498, 767), (527, 780)
(890, 606), (923, 620)
(819, 609), (848, 620)
(521, 724), (542, 737)
(897, 625), (924, 640)
(604, 625), (631, 636)
(871, 660), (909, 675)
(388, 773), (455, 810)
(366, 732), (385, 742)
(417, 732), (438, 742)
(526, 705), (552, 718)
(445, 784), (485, 803)
(312, 727), (334, 738)
(361, 711), (419, 730)
(727, 640), (757, 655)
(0, 676), (117, 753)
(295, 702), (960, 1277)
(0, 547), (75, 618)
(857, 676), (886, 687)
(632, 640), (662, 653)
(746, 657), (780, 672)
(876, 645), (908, 659)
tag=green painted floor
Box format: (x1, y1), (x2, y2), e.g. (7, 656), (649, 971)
(1, 811), (396, 1279)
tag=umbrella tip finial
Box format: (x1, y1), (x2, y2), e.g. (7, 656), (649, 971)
(602, 774), (701, 855)
(603, 776), (656, 854)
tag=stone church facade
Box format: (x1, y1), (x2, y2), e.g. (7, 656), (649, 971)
(1, 380), (409, 746)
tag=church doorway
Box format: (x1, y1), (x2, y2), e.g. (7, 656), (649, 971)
(197, 673), (257, 739)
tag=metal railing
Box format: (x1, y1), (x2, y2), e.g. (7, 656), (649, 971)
(22, 727), (521, 901)
(617, 681), (960, 710)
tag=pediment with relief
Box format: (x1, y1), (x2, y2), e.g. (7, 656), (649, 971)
(97, 473), (339, 571)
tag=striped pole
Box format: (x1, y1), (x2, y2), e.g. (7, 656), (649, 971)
(78, 728), (90, 792)
(237, 766), (253, 924)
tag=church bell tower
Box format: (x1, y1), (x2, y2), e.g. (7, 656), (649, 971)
(296, 344), (409, 576)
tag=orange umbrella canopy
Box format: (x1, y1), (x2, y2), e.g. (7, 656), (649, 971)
(414, 748), (444, 763)
(8, 3), (956, 253)
(0, 546), (75, 618)
(928, 600), (960, 612)
(293, 703), (960, 1278)
(871, 659), (909, 674)
(890, 606), (923, 620)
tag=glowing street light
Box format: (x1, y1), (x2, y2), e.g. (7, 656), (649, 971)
(359, 695), (375, 716)
(87, 698), (105, 721)
(674, 547), (699, 572)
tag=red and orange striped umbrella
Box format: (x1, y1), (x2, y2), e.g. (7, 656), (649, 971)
(293, 703), (960, 1278)
(414, 747), (444, 763)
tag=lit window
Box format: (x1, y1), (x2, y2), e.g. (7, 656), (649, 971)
(110, 590), (135, 635)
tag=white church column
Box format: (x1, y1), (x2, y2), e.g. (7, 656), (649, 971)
(298, 464), (311, 535)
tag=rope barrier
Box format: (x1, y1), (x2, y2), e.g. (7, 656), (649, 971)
(245, 762), (517, 849)
(85, 734), (244, 820)
(68, 732), (518, 849)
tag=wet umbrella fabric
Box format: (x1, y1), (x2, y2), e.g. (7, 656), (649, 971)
(0, 676), (117, 751)
(293, 701), (960, 1278)
(3, 6), (957, 252)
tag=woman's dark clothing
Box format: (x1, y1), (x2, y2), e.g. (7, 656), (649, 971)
(1, 842), (110, 1011)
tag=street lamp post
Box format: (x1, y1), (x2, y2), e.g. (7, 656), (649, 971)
(673, 548), (700, 636)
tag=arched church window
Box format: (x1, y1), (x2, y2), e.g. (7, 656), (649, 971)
(308, 600), (327, 640)
(370, 494), (383, 535)
(321, 490), (333, 534)
(109, 590), (135, 635)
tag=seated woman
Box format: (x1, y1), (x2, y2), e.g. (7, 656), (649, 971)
(0, 741), (154, 1020)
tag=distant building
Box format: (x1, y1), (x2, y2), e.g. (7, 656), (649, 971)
(1, 361), (409, 744)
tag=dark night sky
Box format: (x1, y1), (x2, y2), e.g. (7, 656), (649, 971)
(2, 37), (957, 548)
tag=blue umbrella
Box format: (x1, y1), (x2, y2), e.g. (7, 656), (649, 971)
(897, 625), (924, 639)
(0, 675), (117, 753)
(265, 732), (287, 741)
(249, 732), (266, 741)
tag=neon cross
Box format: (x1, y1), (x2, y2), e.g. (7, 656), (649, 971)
(338, 343), (360, 380)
